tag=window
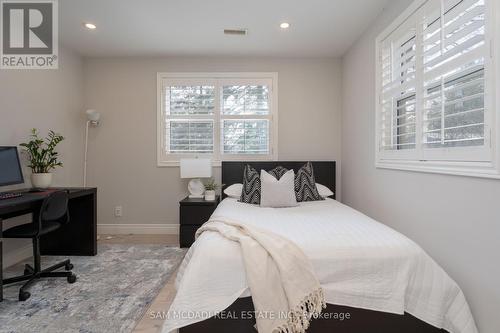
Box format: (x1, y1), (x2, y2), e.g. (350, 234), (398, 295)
(376, 0), (499, 178)
(157, 73), (278, 166)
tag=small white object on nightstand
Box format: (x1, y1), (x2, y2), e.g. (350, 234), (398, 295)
(180, 158), (212, 198)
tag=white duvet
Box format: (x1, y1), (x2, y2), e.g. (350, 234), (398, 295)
(162, 198), (477, 333)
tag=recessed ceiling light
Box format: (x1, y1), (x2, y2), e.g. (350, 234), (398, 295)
(83, 22), (97, 30)
(280, 22), (290, 29)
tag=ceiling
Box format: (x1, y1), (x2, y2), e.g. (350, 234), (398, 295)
(60, 0), (390, 58)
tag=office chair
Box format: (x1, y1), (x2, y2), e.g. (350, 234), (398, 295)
(2, 191), (77, 301)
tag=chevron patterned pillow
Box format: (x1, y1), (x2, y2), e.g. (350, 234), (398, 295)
(294, 162), (324, 202)
(239, 165), (261, 204)
(268, 166), (289, 180)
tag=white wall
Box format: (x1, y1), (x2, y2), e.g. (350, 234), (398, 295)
(0, 46), (85, 267)
(83, 57), (342, 229)
(341, 1), (500, 332)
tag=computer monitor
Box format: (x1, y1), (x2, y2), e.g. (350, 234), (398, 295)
(0, 146), (24, 187)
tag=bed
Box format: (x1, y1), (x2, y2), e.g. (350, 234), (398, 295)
(162, 161), (477, 333)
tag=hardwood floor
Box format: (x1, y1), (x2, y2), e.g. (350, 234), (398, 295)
(99, 234), (180, 333)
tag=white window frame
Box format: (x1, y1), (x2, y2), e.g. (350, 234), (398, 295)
(375, 0), (500, 179)
(157, 72), (279, 167)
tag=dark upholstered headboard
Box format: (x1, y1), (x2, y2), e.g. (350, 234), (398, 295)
(221, 161), (336, 200)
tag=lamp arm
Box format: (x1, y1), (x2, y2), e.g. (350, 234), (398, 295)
(83, 120), (90, 187)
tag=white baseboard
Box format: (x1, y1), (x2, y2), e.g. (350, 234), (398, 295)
(2, 244), (32, 269)
(97, 223), (179, 235)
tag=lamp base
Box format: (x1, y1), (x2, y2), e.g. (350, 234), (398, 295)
(188, 178), (205, 198)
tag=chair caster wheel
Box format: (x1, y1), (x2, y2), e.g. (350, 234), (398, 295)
(65, 263), (74, 271)
(19, 291), (31, 301)
(67, 273), (77, 284)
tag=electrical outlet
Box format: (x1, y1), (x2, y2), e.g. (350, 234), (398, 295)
(114, 206), (123, 217)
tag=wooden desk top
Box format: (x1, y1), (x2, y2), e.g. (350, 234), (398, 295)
(0, 187), (96, 218)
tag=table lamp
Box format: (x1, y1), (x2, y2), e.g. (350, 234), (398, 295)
(180, 158), (212, 198)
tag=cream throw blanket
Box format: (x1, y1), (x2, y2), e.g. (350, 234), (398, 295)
(196, 217), (326, 333)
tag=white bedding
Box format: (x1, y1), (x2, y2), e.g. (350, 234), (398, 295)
(162, 198), (477, 333)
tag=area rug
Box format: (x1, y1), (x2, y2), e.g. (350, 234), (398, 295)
(0, 244), (186, 333)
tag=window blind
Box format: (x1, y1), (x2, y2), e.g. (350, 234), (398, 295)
(377, 0), (490, 163)
(159, 74), (276, 163)
(168, 85), (215, 115)
(164, 84), (216, 154)
(422, 0), (486, 150)
(380, 20), (417, 152)
(222, 85), (269, 115)
(221, 84), (271, 155)
(222, 120), (269, 154)
(168, 120), (214, 153)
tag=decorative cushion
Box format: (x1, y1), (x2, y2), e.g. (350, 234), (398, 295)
(316, 183), (334, 198)
(224, 183), (243, 199)
(239, 165), (261, 204)
(225, 182), (333, 199)
(260, 169), (298, 208)
(294, 162), (324, 202)
(268, 166), (289, 180)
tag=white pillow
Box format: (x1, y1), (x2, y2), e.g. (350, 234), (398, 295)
(260, 169), (298, 208)
(224, 183), (243, 199)
(316, 183), (334, 198)
(224, 181), (334, 199)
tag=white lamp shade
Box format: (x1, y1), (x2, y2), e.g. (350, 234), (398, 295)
(180, 159), (212, 178)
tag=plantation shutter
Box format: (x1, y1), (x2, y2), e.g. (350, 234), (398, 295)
(158, 74), (277, 164)
(220, 81), (272, 155)
(379, 16), (418, 158)
(164, 83), (215, 154)
(421, 0), (488, 160)
(377, 0), (490, 163)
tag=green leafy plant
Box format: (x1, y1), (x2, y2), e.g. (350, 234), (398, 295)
(19, 128), (64, 173)
(204, 178), (222, 191)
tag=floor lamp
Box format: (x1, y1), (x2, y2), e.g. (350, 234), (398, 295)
(84, 109), (100, 187)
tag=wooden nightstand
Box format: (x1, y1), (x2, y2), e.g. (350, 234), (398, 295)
(179, 196), (220, 248)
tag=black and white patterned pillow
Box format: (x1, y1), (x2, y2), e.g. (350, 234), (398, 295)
(239, 165), (261, 204)
(268, 166), (289, 180)
(294, 162), (324, 202)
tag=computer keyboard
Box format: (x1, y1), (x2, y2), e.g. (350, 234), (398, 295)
(0, 192), (23, 200)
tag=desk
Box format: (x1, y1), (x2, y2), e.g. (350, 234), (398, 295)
(0, 187), (97, 301)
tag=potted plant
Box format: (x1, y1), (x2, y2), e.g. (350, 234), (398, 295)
(203, 178), (221, 201)
(20, 128), (64, 189)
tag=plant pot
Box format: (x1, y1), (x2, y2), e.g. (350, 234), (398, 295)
(31, 173), (52, 189)
(204, 190), (216, 201)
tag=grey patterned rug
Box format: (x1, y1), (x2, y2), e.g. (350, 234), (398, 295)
(0, 244), (186, 333)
